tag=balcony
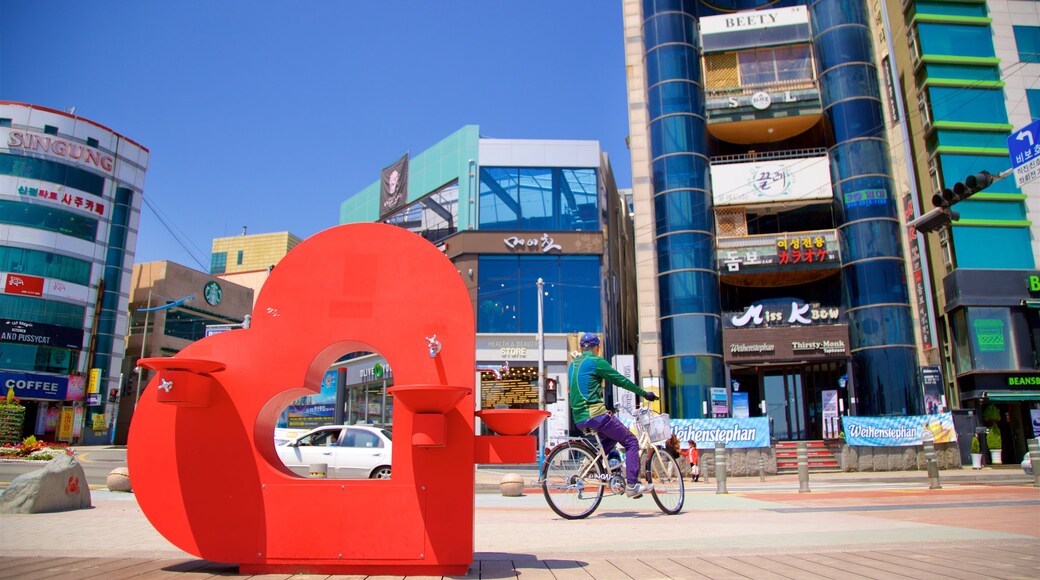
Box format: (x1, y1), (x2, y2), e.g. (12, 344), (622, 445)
(702, 45), (823, 144)
(716, 229), (841, 285)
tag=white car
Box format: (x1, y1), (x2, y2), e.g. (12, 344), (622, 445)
(277, 425), (392, 479)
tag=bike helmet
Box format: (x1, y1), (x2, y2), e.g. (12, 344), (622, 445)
(579, 332), (600, 349)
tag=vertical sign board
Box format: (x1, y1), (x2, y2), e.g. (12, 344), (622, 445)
(710, 387), (728, 418)
(921, 365), (946, 414)
(612, 355), (637, 413)
(57, 407), (74, 442)
(822, 390), (839, 439)
(1008, 118), (1040, 187)
(732, 391), (750, 418)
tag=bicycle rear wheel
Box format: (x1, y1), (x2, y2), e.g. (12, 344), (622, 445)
(541, 442), (604, 520)
(646, 448), (685, 515)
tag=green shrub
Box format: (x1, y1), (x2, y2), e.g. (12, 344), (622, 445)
(982, 404), (1000, 425)
(986, 426), (1002, 450)
(971, 436), (980, 453)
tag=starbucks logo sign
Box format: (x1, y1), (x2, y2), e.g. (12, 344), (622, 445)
(204, 281), (223, 306)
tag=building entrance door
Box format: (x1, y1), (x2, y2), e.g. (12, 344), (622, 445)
(764, 370), (807, 440)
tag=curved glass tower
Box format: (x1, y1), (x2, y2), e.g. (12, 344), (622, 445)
(643, 1), (725, 418)
(634, 0), (921, 419)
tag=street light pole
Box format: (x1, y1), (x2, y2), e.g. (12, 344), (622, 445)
(133, 293), (194, 408)
(134, 290), (152, 408)
(536, 277), (545, 457)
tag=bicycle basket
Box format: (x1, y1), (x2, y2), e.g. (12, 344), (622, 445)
(636, 411), (671, 443)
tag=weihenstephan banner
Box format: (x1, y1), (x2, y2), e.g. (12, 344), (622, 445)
(379, 153), (409, 218)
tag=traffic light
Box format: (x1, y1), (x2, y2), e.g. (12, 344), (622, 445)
(932, 170), (994, 208)
(916, 171), (997, 234)
(544, 377), (558, 404)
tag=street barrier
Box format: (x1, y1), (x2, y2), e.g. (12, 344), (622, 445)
(715, 442), (728, 494)
(797, 441), (810, 493)
(923, 439), (941, 490)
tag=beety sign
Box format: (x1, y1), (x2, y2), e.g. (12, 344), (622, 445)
(0, 319), (83, 350)
(3, 273), (44, 297)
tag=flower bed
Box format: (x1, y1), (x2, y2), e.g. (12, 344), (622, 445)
(0, 436), (73, 461)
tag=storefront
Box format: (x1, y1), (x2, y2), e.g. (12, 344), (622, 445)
(724, 321), (851, 441)
(0, 370), (102, 444)
(944, 269), (1040, 462)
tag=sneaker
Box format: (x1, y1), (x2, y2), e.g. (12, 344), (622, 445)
(625, 482), (653, 498)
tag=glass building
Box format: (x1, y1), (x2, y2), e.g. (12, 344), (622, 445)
(624, 0), (923, 439)
(0, 101), (148, 445)
(338, 127), (638, 446)
(889, 0), (1039, 462)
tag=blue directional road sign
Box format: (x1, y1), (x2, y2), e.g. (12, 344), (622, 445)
(1008, 118), (1040, 187)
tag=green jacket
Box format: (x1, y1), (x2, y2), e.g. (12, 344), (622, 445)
(567, 351), (647, 424)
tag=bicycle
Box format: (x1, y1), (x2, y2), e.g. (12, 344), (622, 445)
(540, 403), (685, 519)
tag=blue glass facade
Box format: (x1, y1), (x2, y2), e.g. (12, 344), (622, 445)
(642, 0), (725, 415)
(639, 0), (921, 417)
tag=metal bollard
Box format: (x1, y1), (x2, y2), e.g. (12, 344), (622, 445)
(715, 442), (728, 494)
(797, 441), (810, 493)
(923, 439), (942, 490)
(309, 463), (328, 479)
(759, 453), (766, 483)
(703, 455), (711, 484)
(1029, 439), (1040, 488)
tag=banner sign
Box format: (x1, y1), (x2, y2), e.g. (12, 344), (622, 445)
(58, 407), (75, 441)
(0, 318), (84, 350)
(285, 404), (335, 429)
(711, 156), (831, 207)
(379, 153), (410, 218)
(822, 390), (840, 439)
(1, 370), (69, 401)
(842, 413), (957, 446)
(717, 230), (839, 273)
(620, 417), (771, 449)
(725, 300), (843, 328)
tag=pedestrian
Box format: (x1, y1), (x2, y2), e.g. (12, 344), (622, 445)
(664, 434), (682, 479)
(567, 332), (658, 498)
(683, 439), (700, 482)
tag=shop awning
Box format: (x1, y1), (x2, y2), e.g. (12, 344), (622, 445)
(982, 390), (1040, 402)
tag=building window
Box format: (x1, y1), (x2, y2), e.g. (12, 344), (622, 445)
(86, 137), (99, 148)
(43, 125), (58, 135)
(1027, 89), (1040, 122)
(0, 118), (11, 127)
(0, 153), (106, 196)
(164, 309), (225, 341)
(1014, 26), (1040, 63)
(735, 45), (812, 87)
(950, 307), (1028, 373)
(383, 180), (459, 245)
(476, 255), (601, 333)
(0, 200), (98, 241)
(211, 252), (227, 275)
(236, 250), (244, 265)
(0, 295), (85, 328)
(0, 246), (92, 286)
(479, 167), (598, 232)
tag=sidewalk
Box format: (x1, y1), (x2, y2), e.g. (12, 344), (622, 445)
(2, 466), (1037, 578)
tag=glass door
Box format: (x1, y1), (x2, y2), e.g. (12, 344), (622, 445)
(763, 369), (808, 440)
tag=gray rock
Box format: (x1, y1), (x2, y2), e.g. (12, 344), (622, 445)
(106, 467), (132, 492)
(0, 453), (92, 513)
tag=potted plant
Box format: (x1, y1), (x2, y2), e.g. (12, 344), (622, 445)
(970, 436), (983, 469)
(987, 426), (1003, 464)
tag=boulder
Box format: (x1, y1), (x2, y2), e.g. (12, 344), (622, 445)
(106, 467), (132, 492)
(499, 473), (525, 497)
(0, 453), (92, 514)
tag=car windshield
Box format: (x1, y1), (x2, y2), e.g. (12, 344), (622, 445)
(381, 429), (392, 441)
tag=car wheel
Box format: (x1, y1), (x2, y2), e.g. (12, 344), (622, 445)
(370, 466), (391, 479)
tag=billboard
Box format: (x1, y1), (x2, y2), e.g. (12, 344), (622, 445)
(711, 156), (832, 207)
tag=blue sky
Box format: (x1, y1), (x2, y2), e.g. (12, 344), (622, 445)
(1, 1), (630, 269)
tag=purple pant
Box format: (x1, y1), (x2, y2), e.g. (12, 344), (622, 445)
(576, 413), (640, 485)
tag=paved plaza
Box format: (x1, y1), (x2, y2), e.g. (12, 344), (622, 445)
(1, 465), (1038, 579)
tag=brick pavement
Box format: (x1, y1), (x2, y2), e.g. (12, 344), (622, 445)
(2, 475), (1038, 579)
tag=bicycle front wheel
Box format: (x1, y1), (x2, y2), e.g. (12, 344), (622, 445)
(646, 448), (685, 515)
(541, 442), (604, 520)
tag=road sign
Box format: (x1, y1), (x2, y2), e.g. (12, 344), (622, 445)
(1008, 118), (1040, 187)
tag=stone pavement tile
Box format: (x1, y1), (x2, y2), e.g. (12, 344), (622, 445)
(793, 552), (894, 579)
(643, 557), (708, 579)
(572, 559), (634, 580)
(895, 546), (1040, 579)
(511, 558), (556, 579)
(543, 558), (596, 579)
(477, 557), (519, 579)
(761, 554), (843, 579)
(731, 554), (834, 580)
(131, 559), (238, 579)
(829, 551), (940, 580)
(0, 556), (94, 579)
(859, 550), (989, 580)
(975, 544), (1040, 563)
(701, 555), (793, 579)
(669, 557), (748, 579)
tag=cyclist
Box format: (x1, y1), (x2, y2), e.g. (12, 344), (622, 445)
(568, 332), (659, 498)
